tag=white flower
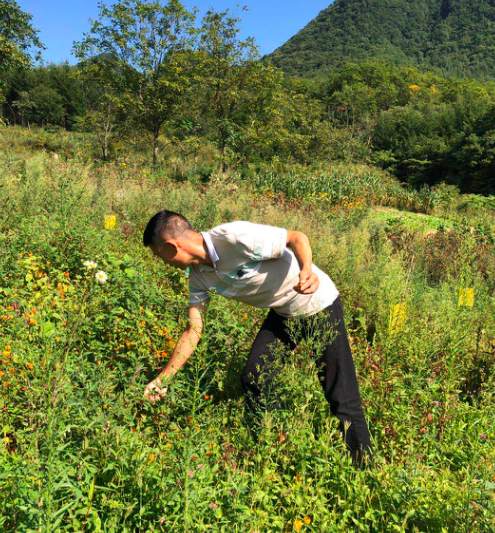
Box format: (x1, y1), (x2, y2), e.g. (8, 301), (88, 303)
(83, 260), (98, 270)
(95, 270), (108, 284)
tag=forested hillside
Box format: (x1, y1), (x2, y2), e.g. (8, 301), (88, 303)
(269, 0), (495, 79)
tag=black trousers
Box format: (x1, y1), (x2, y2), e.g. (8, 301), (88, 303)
(240, 295), (372, 464)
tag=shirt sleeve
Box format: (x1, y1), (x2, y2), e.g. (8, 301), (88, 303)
(188, 276), (210, 306)
(230, 221), (288, 261)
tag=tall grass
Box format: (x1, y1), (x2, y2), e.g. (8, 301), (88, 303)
(0, 129), (494, 531)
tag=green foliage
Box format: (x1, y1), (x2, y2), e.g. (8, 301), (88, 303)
(192, 9), (262, 169)
(73, 0), (197, 165)
(0, 0), (42, 76)
(2, 63), (85, 129)
(2, 3), (495, 194)
(268, 0), (495, 79)
(1, 139), (494, 531)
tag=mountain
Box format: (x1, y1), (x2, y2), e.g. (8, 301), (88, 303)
(268, 0), (495, 79)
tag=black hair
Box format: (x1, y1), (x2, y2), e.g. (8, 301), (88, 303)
(142, 210), (193, 247)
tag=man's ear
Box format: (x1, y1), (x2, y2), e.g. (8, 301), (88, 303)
(162, 240), (178, 255)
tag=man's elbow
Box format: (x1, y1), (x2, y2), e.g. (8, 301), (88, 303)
(287, 230), (308, 247)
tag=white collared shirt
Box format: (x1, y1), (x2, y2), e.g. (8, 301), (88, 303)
(189, 221), (339, 318)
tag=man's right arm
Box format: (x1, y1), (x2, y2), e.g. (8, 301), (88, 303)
(144, 302), (207, 401)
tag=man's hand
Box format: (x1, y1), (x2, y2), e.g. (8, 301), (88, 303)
(286, 231), (319, 294)
(144, 377), (168, 404)
(294, 268), (320, 294)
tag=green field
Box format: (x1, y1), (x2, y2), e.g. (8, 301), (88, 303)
(1, 127), (494, 532)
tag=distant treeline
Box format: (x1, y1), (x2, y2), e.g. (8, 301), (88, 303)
(1, 0), (495, 194)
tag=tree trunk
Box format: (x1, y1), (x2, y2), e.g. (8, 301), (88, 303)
(152, 128), (160, 167)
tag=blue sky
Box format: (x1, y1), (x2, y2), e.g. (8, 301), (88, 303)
(18, 1), (333, 65)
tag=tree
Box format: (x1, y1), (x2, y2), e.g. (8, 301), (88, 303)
(75, 54), (130, 160)
(194, 9), (267, 170)
(0, 0), (42, 104)
(0, 0), (42, 70)
(13, 86), (65, 127)
(2, 63), (85, 128)
(74, 0), (196, 165)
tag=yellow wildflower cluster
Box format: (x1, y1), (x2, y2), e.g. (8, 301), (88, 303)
(341, 196), (366, 210)
(294, 515), (312, 531)
(389, 302), (407, 335)
(458, 288), (474, 308)
(408, 83), (421, 93)
(104, 214), (117, 231)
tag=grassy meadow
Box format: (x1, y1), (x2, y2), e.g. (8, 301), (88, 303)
(1, 126), (494, 532)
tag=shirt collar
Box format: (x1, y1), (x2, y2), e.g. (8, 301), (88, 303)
(200, 231), (219, 271)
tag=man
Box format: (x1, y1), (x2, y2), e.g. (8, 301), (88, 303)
(142, 210), (372, 465)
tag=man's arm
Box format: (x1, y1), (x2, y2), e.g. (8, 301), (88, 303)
(286, 230), (320, 295)
(144, 302), (207, 402)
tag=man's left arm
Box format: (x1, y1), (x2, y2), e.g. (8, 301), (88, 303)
(286, 230), (320, 295)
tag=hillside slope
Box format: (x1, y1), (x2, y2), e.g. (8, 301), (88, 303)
(268, 0), (495, 79)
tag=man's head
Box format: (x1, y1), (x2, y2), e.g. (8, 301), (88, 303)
(143, 210), (200, 269)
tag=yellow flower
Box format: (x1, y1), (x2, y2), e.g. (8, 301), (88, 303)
(104, 214), (117, 230)
(388, 302), (407, 335)
(408, 83), (421, 93)
(303, 516), (312, 525)
(147, 452), (157, 463)
(458, 288), (474, 308)
(294, 519), (303, 532)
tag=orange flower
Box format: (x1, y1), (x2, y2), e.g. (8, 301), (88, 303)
(56, 283), (65, 299)
(26, 362), (34, 371)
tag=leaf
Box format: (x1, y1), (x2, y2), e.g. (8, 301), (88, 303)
(124, 267), (137, 279)
(88, 477), (95, 502)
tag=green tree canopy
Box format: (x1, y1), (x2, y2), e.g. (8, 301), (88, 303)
(0, 0), (42, 73)
(74, 0), (196, 165)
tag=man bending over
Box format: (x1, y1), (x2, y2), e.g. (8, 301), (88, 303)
(142, 210), (372, 466)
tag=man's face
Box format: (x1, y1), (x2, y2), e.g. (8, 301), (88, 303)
(150, 240), (192, 269)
